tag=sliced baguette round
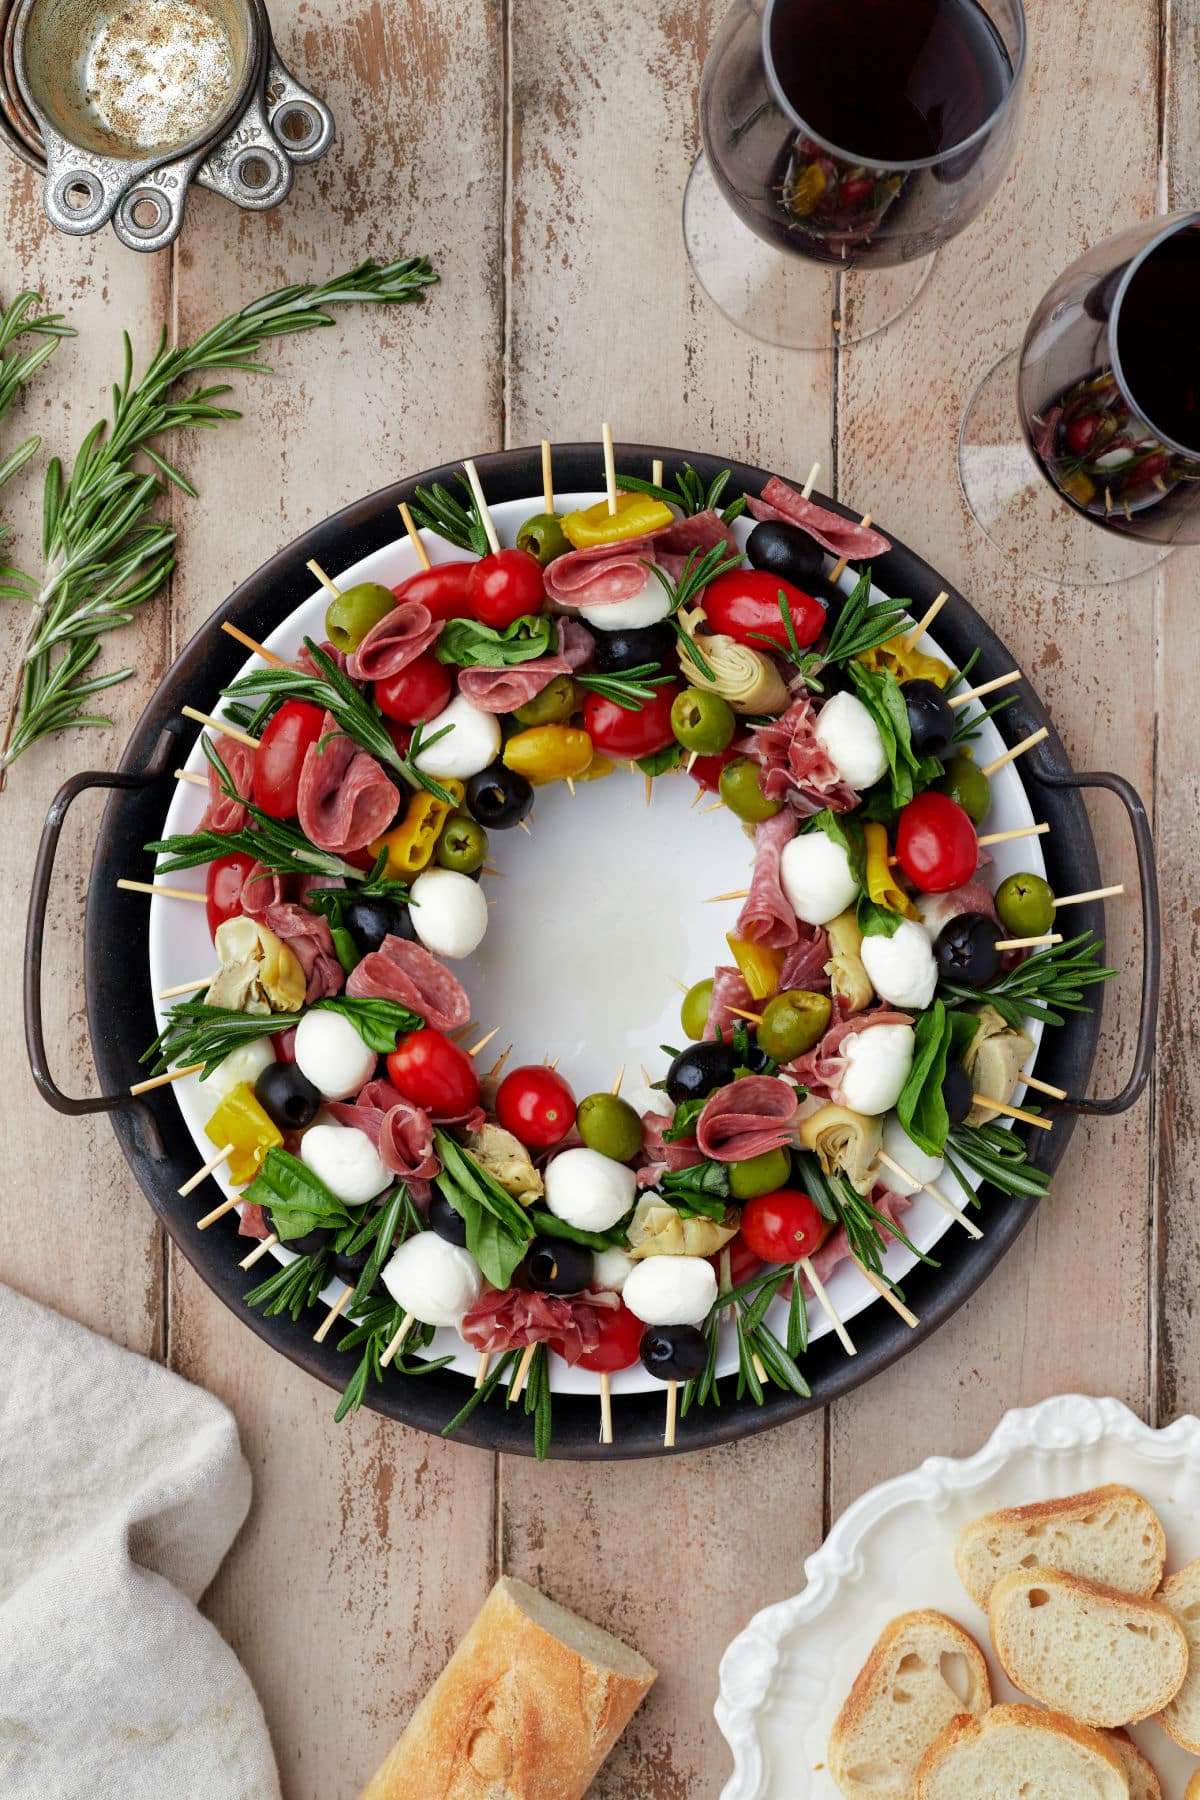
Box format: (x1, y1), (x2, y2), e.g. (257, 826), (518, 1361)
(988, 1567), (1188, 1728)
(955, 1486), (1166, 1610)
(914, 1703), (1130, 1798)
(828, 1610), (990, 1799)
(1155, 1556), (1200, 1753)
(1105, 1729), (1162, 1800)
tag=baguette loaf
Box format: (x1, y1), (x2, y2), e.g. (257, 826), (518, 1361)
(1105, 1730), (1162, 1800)
(955, 1486), (1166, 1609)
(828, 1610), (990, 1799)
(1155, 1556), (1200, 1753)
(357, 1576), (656, 1800)
(988, 1567), (1188, 1727)
(1185, 1774), (1200, 1800)
(913, 1703), (1129, 1798)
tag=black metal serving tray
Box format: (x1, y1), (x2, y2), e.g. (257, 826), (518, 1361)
(25, 444), (1160, 1459)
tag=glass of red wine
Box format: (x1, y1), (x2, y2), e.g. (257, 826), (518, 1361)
(959, 211), (1200, 585)
(685, 0), (1027, 350)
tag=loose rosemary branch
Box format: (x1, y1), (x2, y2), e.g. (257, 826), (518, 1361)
(0, 256), (438, 779)
(0, 292), (75, 514)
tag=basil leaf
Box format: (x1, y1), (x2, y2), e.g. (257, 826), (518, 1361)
(433, 1131), (534, 1287)
(244, 1147), (355, 1240)
(529, 1209), (630, 1252)
(895, 1003), (955, 1156)
(460, 1202), (529, 1289)
(636, 742), (684, 777)
(434, 614), (556, 668)
(804, 807), (866, 889)
(314, 995), (421, 1051)
(660, 1159), (730, 1220)
(663, 1095), (706, 1143)
(847, 663), (942, 810)
(856, 893), (904, 938)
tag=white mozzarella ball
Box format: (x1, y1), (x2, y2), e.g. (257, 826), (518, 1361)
(815, 691), (889, 790)
(592, 1247), (636, 1293)
(293, 1008), (377, 1100)
(623, 1255), (717, 1327)
(300, 1121), (391, 1205)
(624, 1079), (673, 1120)
(578, 573), (672, 632)
(879, 1115), (945, 1196)
(780, 831), (859, 926)
(382, 1231), (482, 1327)
(861, 919), (938, 1010)
(544, 1146), (637, 1233)
(412, 693), (502, 780)
(839, 1024), (916, 1116)
(409, 867), (488, 960)
(204, 1036), (275, 1101)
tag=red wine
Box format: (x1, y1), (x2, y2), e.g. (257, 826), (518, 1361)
(1115, 223), (1200, 456)
(768, 0), (1012, 165)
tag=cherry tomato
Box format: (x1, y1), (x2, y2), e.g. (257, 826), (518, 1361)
(739, 1189), (824, 1264)
(205, 851), (258, 940)
(382, 719), (413, 759)
(274, 1026), (299, 1063)
(495, 1064), (577, 1148)
(895, 791), (979, 894)
(1065, 414), (1101, 457)
(393, 562), (475, 622)
(466, 547), (546, 629)
(573, 1300), (645, 1373)
(386, 1029), (481, 1118)
(374, 650), (452, 725)
(839, 175), (874, 210)
(250, 699), (324, 819)
(709, 1235), (763, 1289)
(687, 748), (737, 793)
(582, 683), (681, 758)
(700, 570), (825, 652)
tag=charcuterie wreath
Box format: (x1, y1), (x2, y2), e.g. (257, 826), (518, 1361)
(132, 433), (1119, 1458)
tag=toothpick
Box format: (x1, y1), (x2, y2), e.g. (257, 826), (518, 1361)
(239, 1234), (279, 1269)
(994, 933), (1062, 952)
(197, 1190), (242, 1231)
(700, 800), (726, 814)
(397, 501), (432, 570)
(548, 1056), (560, 1071)
(220, 621), (284, 666)
(645, 772), (653, 806)
(685, 750), (699, 774)
(517, 817), (532, 835)
(977, 822), (1049, 848)
(180, 706), (260, 750)
(380, 1313), (416, 1368)
(981, 726), (1048, 778)
(876, 1151), (982, 1241)
(314, 1284), (356, 1344)
(720, 1244), (734, 1325)
(690, 786), (704, 809)
(853, 1260), (919, 1328)
(727, 1005), (765, 1026)
(306, 558), (342, 600)
(474, 1351), (491, 1390)
(664, 1380), (678, 1448)
(640, 1064), (652, 1086)
(541, 440), (555, 516)
(671, 978), (689, 994)
(130, 1061), (204, 1096)
(611, 1066), (624, 1095)
(485, 1045), (513, 1080)
(947, 669), (1020, 710)
(118, 878), (207, 904)
(157, 974), (216, 999)
(801, 461), (820, 500)
(466, 1026), (501, 1059)
(602, 421), (618, 515)
(178, 1143), (232, 1198)
(1053, 884), (1125, 909)
(566, 776), (577, 796)
(799, 1257), (856, 1356)
(972, 1094), (1053, 1131)
(1021, 1070), (1067, 1101)
(481, 864), (504, 877)
(904, 589), (948, 651)
(705, 889), (750, 903)
(174, 768), (207, 787)
(463, 459), (502, 555)
(830, 514), (872, 584)
(510, 1343), (537, 1403)
(652, 458), (664, 488)
(599, 1372), (613, 1446)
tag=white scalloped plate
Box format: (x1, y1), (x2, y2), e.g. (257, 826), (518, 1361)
(716, 1395), (1200, 1797)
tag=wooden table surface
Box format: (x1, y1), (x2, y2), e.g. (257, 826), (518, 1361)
(1, 1), (1193, 1794)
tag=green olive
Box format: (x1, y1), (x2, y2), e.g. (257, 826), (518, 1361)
(719, 755), (783, 823)
(728, 1146), (791, 1200)
(671, 686), (736, 754)
(939, 748), (991, 826)
(324, 582), (396, 654)
(995, 871), (1055, 938)
(757, 989), (833, 1063)
(577, 1092), (643, 1163)
(513, 673), (580, 726)
(680, 977), (715, 1042)
(435, 812), (489, 875)
(517, 512), (571, 568)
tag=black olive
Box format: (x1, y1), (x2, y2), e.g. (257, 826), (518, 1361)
(524, 1235), (593, 1296)
(428, 1190), (468, 1246)
(344, 895), (416, 953)
(267, 1213), (330, 1257)
(935, 913), (1002, 987)
(465, 761), (534, 830)
(588, 621), (676, 675)
(941, 1061), (973, 1125)
(665, 1040), (737, 1105)
(747, 518), (823, 587)
(332, 1242), (373, 1286)
(639, 1324), (708, 1382)
(254, 1062), (321, 1130)
(902, 679), (957, 761)
(739, 1033), (773, 1074)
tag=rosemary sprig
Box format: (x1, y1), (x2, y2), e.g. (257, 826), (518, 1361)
(939, 931), (1116, 1028)
(647, 542), (745, 683)
(407, 472), (490, 555)
(791, 570), (908, 692)
(245, 1249), (332, 1320)
(0, 257), (438, 778)
(945, 1122), (1052, 1199)
(614, 462), (747, 525)
(142, 994), (422, 1079)
(680, 1264), (812, 1415)
(574, 660), (673, 710)
(0, 292), (75, 516)
(334, 1296), (447, 1423)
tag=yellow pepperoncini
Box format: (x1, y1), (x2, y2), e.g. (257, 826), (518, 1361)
(369, 778), (464, 876)
(863, 822), (920, 922)
(561, 491), (674, 550)
(573, 750), (616, 783)
(205, 1083), (283, 1186)
(502, 725), (594, 786)
(857, 633), (953, 689)
(726, 933), (784, 1002)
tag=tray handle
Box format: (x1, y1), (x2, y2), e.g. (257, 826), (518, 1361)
(1033, 761), (1159, 1116)
(25, 728), (177, 1115)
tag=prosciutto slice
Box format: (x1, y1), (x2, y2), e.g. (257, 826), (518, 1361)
(460, 1286), (619, 1366)
(791, 1187), (913, 1294)
(747, 476), (892, 560)
(260, 901), (345, 1001)
(345, 934), (470, 1031)
(297, 711), (399, 855)
(197, 734), (255, 834)
(636, 1110), (704, 1188)
(736, 811), (798, 948)
(703, 965), (755, 1042)
(779, 924), (832, 992)
(456, 620), (593, 714)
(741, 696), (858, 815)
(238, 1201), (271, 1241)
(346, 601), (441, 682)
(293, 639), (353, 679)
(328, 1077), (404, 1149)
(379, 1097), (439, 1182)
(919, 879), (1000, 942)
(789, 1008), (914, 1100)
(695, 1075), (801, 1163)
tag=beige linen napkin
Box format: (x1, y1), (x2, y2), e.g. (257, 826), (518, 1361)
(0, 1283), (280, 1800)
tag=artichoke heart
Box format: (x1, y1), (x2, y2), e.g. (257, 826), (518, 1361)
(676, 608), (790, 715)
(799, 1102), (883, 1197)
(207, 918), (306, 1014)
(963, 1004), (1035, 1127)
(464, 1123), (544, 1202)
(627, 1194), (739, 1260)
(825, 908), (874, 1014)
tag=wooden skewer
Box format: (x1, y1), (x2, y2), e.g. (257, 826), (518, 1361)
(314, 1284), (356, 1344)
(829, 513), (873, 585)
(981, 726), (1048, 779)
(463, 459), (502, 555)
(481, 863), (504, 877)
(720, 1244), (734, 1326)
(728, 1005), (765, 1027)
(548, 1056), (560, 1071)
(972, 1094), (1053, 1131)
(517, 816), (532, 835)
(611, 1066), (625, 1095)
(640, 1065), (653, 1086)
(700, 800), (726, 814)
(1053, 884), (1125, 909)
(474, 1351), (492, 1390)
(602, 421), (618, 515)
(197, 1190), (241, 1231)
(541, 439), (555, 516)
(799, 1257), (856, 1356)
(220, 620), (284, 666)
(180, 706), (260, 750)
(175, 768), (207, 787)
(671, 978), (690, 994)
(853, 1259), (919, 1328)
(178, 1143), (232, 1198)
(466, 1026), (501, 1059)
(751, 1352), (769, 1385)
(705, 888), (750, 903)
(690, 785), (704, 809)
(398, 501), (432, 570)
(948, 669), (1020, 710)
(977, 822), (1049, 848)
(485, 1045), (513, 1080)
(599, 1372), (613, 1445)
(379, 1313), (416, 1368)
(801, 461), (820, 500)
(994, 933), (1062, 952)
(239, 1234), (279, 1269)
(904, 589), (948, 651)
(664, 1380), (678, 1449)
(565, 776), (577, 797)
(510, 1343), (537, 1403)
(158, 973), (216, 999)
(1021, 1070), (1067, 1100)
(876, 1151), (982, 1241)
(652, 458), (664, 487)
(130, 1061), (204, 1096)
(685, 750), (699, 774)
(306, 558), (342, 599)
(119, 878), (207, 904)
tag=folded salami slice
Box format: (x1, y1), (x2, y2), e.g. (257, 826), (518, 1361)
(260, 901), (345, 1002)
(703, 965), (756, 1042)
(237, 862), (290, 920)
(456, 620), (593, 713)
(695, 1075), (801, 1163)
(747, 476), (892, 559)
(197, 734), (255, 834)
(345, 933), (470, 1031)
(736, 810), (799, 948)
(779, 924), (831, 991)
(653, 509), (740, 582)
(296, 711), (399, 855)
(293, 639), (352, 679)
(789, 1007), (913, 1098)
(346, 600), (441, 681)
(543, 535), (660, 608)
